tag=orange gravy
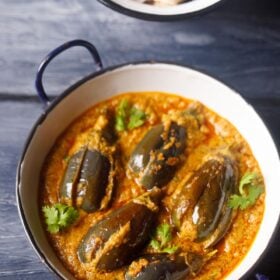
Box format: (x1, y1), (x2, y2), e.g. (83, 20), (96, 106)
(41, 92), (264, 280)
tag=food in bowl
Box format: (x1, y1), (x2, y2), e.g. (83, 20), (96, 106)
(40, 92), (264, 280)
(98, 0), (224, 19)
(134, 0), (187, 6)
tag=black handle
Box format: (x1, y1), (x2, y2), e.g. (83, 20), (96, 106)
(35, 39), (103, 105)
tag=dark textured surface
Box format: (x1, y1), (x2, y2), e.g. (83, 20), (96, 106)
(0, 0), (279, 279)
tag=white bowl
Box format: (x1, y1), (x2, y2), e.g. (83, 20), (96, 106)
(98, 0), (225, 20)
(17, 62), (280, 279)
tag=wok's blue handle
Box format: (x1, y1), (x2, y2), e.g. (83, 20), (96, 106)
(35, 39), (103, 105)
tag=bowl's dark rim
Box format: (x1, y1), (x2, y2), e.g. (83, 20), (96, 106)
(97, 0), (227, 21)
(16, 61), (280, 280)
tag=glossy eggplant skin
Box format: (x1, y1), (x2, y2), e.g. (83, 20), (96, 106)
(76, 149), (111, 212)
(59, 112), (116, 213)
(129, 122), (186, 189)
(77, 188), (162, 271)
(59, 149), (85, 206)
(129, 125), (163, 174)
(125, 253), (204, 280)
(172, 155), (238, 248)
(59, 147), (114, 213)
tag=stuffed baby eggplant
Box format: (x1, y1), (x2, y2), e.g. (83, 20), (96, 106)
(77, 187), (162, 271)
(59, 111), (116, 212)
(172, 154), (239, 248)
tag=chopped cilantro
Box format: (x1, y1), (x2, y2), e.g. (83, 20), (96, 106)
(149, 223), (178, 254)
(128, 107), (146, 130)
(156, 223), (172, 246)
(115, 99), (146, 132)
(115, 99), (130, 132)
(238, 173), (258, 195)
(228, 173), (264, 210)
(149, 239), (161, 251)
(42, 203), (79, 233)
(161, 246), (179, 254)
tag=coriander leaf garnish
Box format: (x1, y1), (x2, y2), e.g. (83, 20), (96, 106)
(149, 223), (178, 254)
(150, 239), (161, 251)
(228, 173), (264, 210)
(115, 99), (130, 132)
(238, 172), (257, 195)
(115, 99), (146, 132)
(128, 107), (146, 130)
(161, 245), (178, 254)
(42, 203), (79, 234)
(156, 223), (172, 246)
